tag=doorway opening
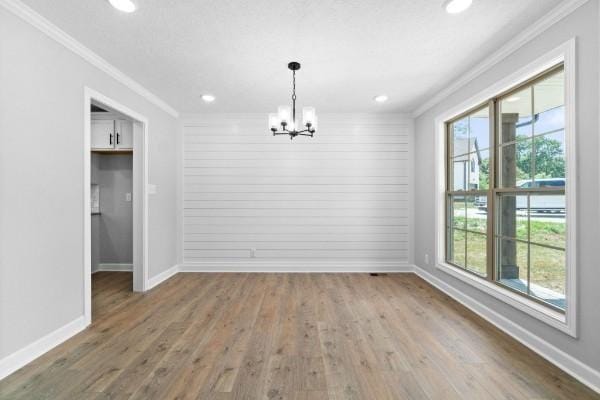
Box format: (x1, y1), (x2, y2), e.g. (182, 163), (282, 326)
(84, 88), (148, 324)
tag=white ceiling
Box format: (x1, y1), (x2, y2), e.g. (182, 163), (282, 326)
(22, 0), (562, 114)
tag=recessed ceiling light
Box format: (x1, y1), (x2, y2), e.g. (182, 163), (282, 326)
(444, 0), (472, 14)
(108, 0), (136, 13)
(202, 94), (216, 103)
(506, 96), (520, 103)
(374, 95), (388, 103)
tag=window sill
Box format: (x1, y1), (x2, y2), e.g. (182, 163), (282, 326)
(436, 261), (575, 337)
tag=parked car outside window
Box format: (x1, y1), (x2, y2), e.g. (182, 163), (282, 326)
(475, 178), (565, 213)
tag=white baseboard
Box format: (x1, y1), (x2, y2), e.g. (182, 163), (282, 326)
(147, 264), (180, 290)
(413, 265), (600, 395)
(179, 259), (414, 273)
(0, 316), (88, 381)
(92, 263), (133, 273)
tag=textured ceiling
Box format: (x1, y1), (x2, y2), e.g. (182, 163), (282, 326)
(21, 0), (562, 113)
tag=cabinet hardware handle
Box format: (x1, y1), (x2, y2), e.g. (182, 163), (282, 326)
(109, 133), (113, 145)
(116, 132), (120, 144)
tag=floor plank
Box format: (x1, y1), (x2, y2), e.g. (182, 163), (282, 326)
(0, 272), (598, 400)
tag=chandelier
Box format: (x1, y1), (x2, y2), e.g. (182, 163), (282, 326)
(268, 62), (317, 140)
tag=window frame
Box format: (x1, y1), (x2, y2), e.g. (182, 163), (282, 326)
(444, 102), (494, 279)
(445, 64), (566, 312)
(433, 39), (576, 337)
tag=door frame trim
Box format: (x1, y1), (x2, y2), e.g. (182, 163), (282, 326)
(83, 87), (149, 325)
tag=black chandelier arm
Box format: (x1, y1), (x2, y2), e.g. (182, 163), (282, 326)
(272, 128), (314, 137)
(291, 128), (311, 134)
(272, 125), (314, 134)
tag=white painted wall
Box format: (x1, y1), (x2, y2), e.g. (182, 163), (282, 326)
(180, 114), (413, 268)
(414, 0), (600, 373)
(0, 7), (178, 360)
(91, 153), (133, 271)
(91, 154), (101, 272)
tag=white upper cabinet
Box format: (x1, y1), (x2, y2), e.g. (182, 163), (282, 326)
(115, 120), (133, 149)
(91, 116), (133, 151)
(91, 120), (116, 149)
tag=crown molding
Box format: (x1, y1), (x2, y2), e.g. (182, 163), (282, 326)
(0, 0), (179, 118)
(411, 0), (590, 118)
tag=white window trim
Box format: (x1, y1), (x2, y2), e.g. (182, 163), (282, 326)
(433, 39), (577, 337)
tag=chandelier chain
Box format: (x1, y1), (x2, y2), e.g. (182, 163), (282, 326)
(292, 70), (297, 125)
(292, 70), (297, 101)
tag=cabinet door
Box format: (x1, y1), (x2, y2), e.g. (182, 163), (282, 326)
(115, 120), (133, 149)
(91, 120), (115, 149)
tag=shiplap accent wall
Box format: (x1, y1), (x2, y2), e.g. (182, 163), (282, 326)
(181, 114), (413, 268)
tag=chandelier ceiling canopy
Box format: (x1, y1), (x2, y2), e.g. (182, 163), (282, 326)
(269, 62), (316, 140)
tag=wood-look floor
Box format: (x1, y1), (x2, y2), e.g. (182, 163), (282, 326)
(1, 272), (598, 400)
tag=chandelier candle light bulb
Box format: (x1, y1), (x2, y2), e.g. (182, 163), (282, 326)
(278, 105), (292, 125)
(269, 62), (317, 140)
(268, 113), (280, 131)
(302, 107), (316, 127)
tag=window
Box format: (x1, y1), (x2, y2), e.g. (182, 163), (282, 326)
(445, 64), (567, 312)
(446, 106), (490, 277)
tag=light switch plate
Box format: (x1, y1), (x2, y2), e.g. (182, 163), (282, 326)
(125, 193), (132, 202)
(147, 184), (157, 194)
